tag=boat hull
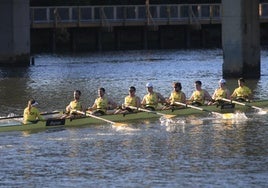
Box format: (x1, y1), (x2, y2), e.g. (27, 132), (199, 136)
(1, 100), (267, 133)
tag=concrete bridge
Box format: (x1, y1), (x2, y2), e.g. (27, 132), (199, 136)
(0, 1), (264, 78)
(30, 4), (222, 28)
(30, 3), (268, 28)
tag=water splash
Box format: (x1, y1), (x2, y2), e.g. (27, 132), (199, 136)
(233, 112), (248, 119)
(160, 117), (186, 132)
(257, 109), (267, 115)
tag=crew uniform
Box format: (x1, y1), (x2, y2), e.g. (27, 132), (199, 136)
(170, 91), (184, 105)
(124, 95), (139, 112)
(67, 100), (83, 114)
(143, 92), (158, 110)
(94, 96), (108, 115)
(232, 86), (252, 101)
(23, 100), (44, 124)
(191, 90), (205, 105)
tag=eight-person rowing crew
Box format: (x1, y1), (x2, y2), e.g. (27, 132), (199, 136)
(23, 77), (252, 123)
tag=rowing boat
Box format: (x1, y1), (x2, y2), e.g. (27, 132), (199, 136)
(1, 100), (268, 133)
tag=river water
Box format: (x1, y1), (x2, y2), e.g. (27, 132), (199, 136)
(0, 49), (268, 187)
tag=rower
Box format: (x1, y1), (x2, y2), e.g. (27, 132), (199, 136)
(231, 77), (252, 102)
(23, 99), (44, 124)
(141, 82), (166, 111)
(88, 87), (117, 115)
(114, 86), (141, 114)
(165, 82), (186, 110)
(66, 90), (83, 112)
(188, 80), (212, 106)
(64, 90), (83, 118)
(208, 79), (231, 106)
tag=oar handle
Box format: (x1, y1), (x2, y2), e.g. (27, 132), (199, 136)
(129, 106), (164, 116)
(221, 98), (245, 106)
(174, 102), (207, 112)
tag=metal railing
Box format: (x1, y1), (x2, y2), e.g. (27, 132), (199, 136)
(30, 3), (268, 28)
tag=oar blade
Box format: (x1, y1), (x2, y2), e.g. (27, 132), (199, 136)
(113, 122), (128, 126)
(164, 114), (176, 119)
(222, 113), (235, 119)
(212, 112), (235, 119)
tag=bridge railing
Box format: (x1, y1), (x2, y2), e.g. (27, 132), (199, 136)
(30, 4), (221, 28)
(30, 3), (268, 28)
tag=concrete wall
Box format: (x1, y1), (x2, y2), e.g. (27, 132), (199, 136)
(0, 0), (30, 66)
(222, 0), (260, 78)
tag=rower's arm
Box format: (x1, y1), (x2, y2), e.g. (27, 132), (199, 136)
(181, 92), (187, 103)
(108, 98), (117, 109)
(204, 90), (212, 101)
(157, 92), (166, 103)
(88, 100), (97, 111)
(136, 97), (141, 108)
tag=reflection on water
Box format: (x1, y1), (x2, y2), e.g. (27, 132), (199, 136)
(0, 49), (268, 187)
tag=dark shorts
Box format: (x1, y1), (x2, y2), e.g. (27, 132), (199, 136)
(219, 103), (235, 109)
(92, 110), (106, 115)
(191, 101), (202, 106)
(235, 98), (248, 102)
(145, 106), (156, 111)
(125, 107), (134, 113)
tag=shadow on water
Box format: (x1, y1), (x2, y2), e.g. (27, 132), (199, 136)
(0, 67), (32, 114)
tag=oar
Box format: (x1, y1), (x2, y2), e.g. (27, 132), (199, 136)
(220, 98), (267, 113)
(128, 106), (176, 119)
(174, 102), (235, 119)
(75, 110), (127, 126)
(0, 111), (61, 121)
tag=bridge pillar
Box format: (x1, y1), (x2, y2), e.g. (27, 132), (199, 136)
(0, 0), (30, 66)
(222, 0), (260, 78)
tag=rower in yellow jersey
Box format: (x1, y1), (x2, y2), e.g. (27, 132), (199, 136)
(141, 82), (166, 111)
(88, 87), (117, 115)
(231, 77), (252, 102)
(66, 90), (83, 114)
(114, 86), (141, 114)
(188, 80), (212, 106)
(23, 99), (44, 124)
(208, 79), (231, 105)
(60, 90), (83, 119)
(165, 82), (186, 109)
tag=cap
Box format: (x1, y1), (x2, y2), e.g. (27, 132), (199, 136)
(30, 99), (38, 106)
(146, 82), (153, 88)
(219, 79), (226, 84)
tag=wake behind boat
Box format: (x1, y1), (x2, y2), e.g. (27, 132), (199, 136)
(0, 100), (268, 133)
